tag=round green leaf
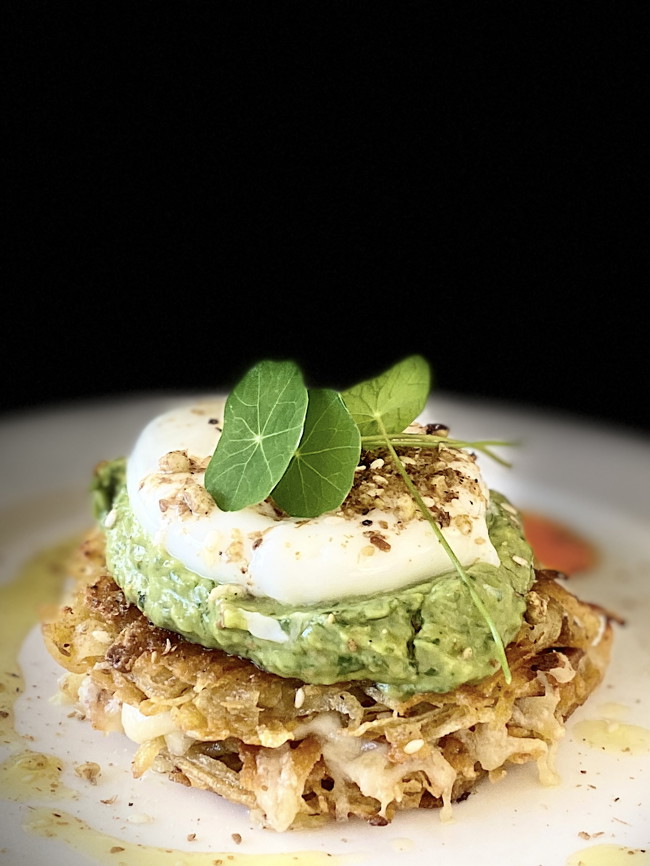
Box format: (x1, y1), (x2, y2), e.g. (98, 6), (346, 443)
(271, 389), (361, 518)
(205, 359), (308, 511)
(341, 354), (431, 436)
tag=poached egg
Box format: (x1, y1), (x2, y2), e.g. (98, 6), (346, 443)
(124, 399), (500, 606)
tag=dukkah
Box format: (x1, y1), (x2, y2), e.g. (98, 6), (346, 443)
(42, 357), (613, 830)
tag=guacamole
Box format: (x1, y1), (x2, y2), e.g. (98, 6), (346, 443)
(97, 459), (535, 694)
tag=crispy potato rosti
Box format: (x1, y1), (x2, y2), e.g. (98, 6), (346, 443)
(42, 529), (612, 831)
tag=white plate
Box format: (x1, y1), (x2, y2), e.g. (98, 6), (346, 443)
(1, 392), (649, 866)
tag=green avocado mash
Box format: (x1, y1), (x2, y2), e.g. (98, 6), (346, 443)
(97, 459), (535, 695)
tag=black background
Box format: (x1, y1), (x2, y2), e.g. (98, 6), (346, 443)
(4, 4), (648, 437)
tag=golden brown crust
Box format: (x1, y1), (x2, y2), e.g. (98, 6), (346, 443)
(42, 530), (613, 831)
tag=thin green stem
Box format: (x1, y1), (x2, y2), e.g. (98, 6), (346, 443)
(360, 434), (516, 467)
(374, 418), (512, 684)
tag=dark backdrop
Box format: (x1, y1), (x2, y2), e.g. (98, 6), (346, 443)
(4, 5), (648, 436)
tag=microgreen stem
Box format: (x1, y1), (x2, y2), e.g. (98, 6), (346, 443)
(374, 418), (512, 684)
(360, 434), (515, 467)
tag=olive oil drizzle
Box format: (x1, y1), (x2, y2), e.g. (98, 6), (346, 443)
(566, 845), (650, 865)
(0, 537), (356, 866)
(0, 536), (78, 746)
(24, 807), (355, 866)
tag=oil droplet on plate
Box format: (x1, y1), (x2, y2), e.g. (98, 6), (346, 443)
(566, 844), (650, 865)
(573, 719), (650, 754)
(24, 807), (359, 866)
(596, 702), (630, 720)
(0, 749), (77, 802)
(0, 535), (79, 746)
(1, 537), (360, 866)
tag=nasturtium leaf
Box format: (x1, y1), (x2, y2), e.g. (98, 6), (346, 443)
(341, 354), (431, 437)
(205, 359), (308, 511)
(271, 389), (361, 518)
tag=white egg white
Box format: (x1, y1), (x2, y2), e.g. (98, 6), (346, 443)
(126, 400), (501, 606)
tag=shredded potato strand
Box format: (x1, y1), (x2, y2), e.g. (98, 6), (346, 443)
(41, 530), (612, 831)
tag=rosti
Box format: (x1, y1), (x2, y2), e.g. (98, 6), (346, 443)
(43, 528), (613, 832)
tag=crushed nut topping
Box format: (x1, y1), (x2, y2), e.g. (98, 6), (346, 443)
(368, 534), (391, 552)
(341, 430), (484, 527)
(158, 450), (191, 473)
(157, 449), (211, 475)
(181, 481), (214, 515)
